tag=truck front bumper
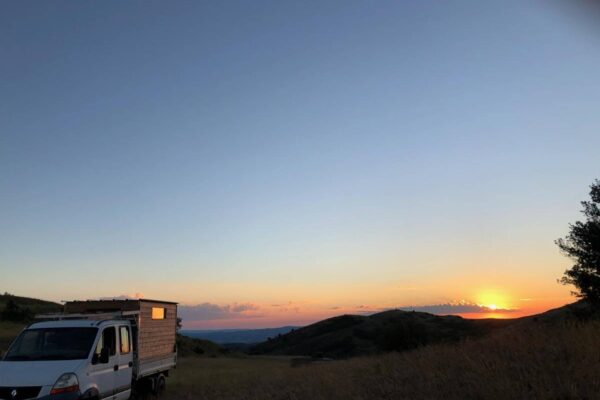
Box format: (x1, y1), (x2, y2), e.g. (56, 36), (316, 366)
(36, 392), (81, 400)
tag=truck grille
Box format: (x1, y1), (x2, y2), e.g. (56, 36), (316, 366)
(0, 386), (42, 400)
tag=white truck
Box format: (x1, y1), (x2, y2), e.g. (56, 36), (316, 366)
(0, 299), (178, 400)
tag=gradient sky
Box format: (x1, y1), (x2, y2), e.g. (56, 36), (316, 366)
(1, 1), (599, 328)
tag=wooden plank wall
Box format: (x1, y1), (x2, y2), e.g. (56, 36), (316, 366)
(138, 301), (177, 361)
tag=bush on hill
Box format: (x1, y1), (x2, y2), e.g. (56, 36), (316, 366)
(0, 299), (33, 322)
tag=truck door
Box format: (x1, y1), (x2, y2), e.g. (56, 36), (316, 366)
(115, 325), (133, 399)
(89, 326), (118, 399)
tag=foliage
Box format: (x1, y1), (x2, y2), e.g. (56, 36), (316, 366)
(0, 299), (33, 322)
(0, 293), (62, 323)
(557, 179), (600, 304)
(0, 293), (62, 318)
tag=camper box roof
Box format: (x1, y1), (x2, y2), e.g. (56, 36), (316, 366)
(64, 299), (177, 314)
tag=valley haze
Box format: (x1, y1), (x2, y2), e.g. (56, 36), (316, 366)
(181, 327), (298, 345)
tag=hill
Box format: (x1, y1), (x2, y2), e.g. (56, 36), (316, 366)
(176, 334), (227, 358)
(252, 301), (596, 359)
(181, 326), (298, 345)
(252, 308), (521, 358)
(518, 299), (599, 323)
(0, 292), (62, 321)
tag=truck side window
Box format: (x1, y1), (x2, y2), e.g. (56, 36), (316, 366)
(119, 326), (130, 354)
(95, 327), (116, 357)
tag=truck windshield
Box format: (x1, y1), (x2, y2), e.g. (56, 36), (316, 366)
(4, 328), (98, 361)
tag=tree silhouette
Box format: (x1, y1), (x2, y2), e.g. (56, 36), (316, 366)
(556, 179), (600, 305)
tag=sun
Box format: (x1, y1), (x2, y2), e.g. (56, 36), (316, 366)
(475, 289), (511, 311)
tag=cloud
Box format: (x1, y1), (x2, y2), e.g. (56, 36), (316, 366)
(179, 302), (262, 321)
(399, 302), (516, 315)
(230, 303), (259, 312)
(269, 301), (301, 313)
(99, 293), (145, 300)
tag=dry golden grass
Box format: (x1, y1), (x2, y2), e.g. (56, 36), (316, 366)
(164, 321), (600, 400)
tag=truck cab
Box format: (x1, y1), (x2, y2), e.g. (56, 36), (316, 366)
(0, 299), (177, 400)
(0, 319), (133, 399)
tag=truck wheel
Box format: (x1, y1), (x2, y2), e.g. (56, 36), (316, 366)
(80, 388), (100, 400)
(153, 374), (166, 397)
(132, 380), (150, 400)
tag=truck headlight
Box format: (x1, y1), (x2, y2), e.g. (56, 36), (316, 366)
(50, 373), (80, 395)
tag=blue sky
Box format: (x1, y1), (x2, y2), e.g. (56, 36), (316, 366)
(1, 1), (599, 327)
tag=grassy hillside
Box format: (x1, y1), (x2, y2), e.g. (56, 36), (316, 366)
(0, 321), (25, 353)
(165, 320), (600, 400)
(252, 309), (514, 358)
(177, 334), (227, 358)
(0, 293), (62, 313)
(0, 293), (62, 319)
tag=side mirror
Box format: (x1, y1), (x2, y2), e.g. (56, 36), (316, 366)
(92, 348), (110, 364)
(99, 347), (110, 364)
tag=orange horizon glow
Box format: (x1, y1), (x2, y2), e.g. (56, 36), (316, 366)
(178, 294), (574, 329)
(11, 283), (574, 329)
(20, 261), (576, 330)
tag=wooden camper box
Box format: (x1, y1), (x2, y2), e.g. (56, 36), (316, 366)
(63, 299), (178, 362)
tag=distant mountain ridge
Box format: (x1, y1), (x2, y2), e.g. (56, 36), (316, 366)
(181, 326), (299, 344)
